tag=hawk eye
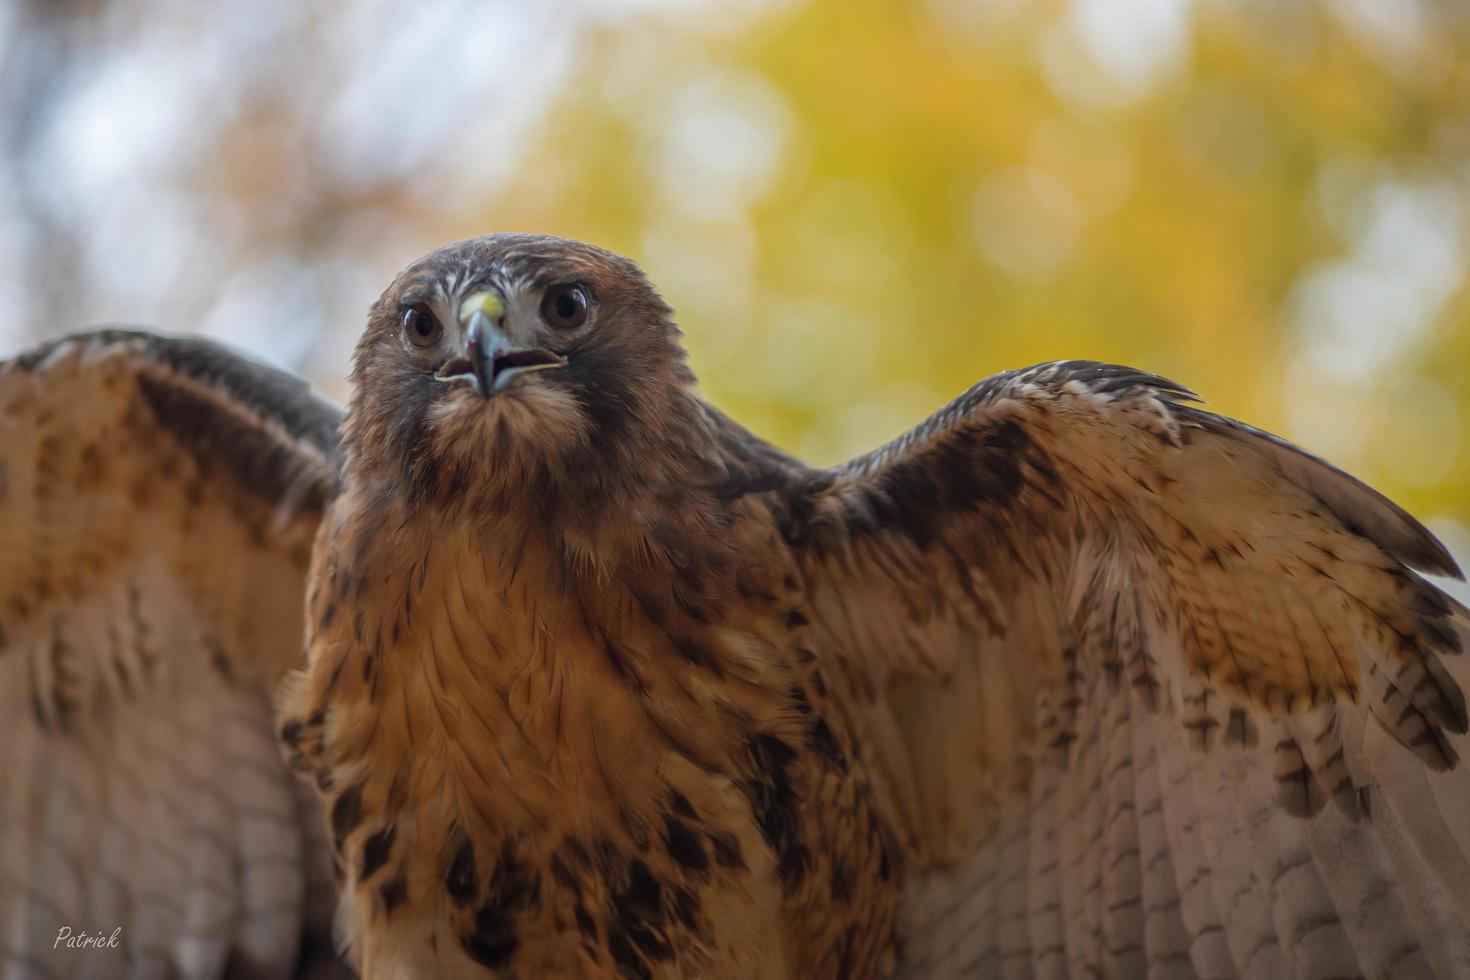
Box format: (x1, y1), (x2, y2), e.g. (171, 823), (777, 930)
(540, 284), (589, 330)
(401, 305), (441, 347)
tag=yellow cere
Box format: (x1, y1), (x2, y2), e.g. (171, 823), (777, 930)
(458, 291), (505, 324)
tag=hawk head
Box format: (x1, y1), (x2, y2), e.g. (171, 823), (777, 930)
(343, 234), (711, 518)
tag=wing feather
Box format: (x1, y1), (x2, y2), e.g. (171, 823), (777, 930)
(1130, 711), (1196, 980)
(1025, 753), (1065, 980)
(0, 329), (344, 980)
(766, 360), (1470, 977)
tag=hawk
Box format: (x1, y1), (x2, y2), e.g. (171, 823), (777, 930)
(3, 233), (1469, 980)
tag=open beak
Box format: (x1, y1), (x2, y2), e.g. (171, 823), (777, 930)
(434, 291), (567, 397)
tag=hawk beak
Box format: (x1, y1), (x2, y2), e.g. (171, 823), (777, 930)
(435, 291), (568, 398)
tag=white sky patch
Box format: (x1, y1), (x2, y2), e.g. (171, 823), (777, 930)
(34, 44), (204, 223)
(1290, 177), (1463, 383)
(651, 69), (793, 222)
(1038, 20), (1122, 110)
(198, 259), (323, 372)
(1284, 173), (1463, 497)
(574, 0), (793, 32)
(30, 3), (295, 224)
(319, 1), (570, 194)
(967, 166), (1081, 280)
(0, 4), (14, 55)
(1325, 0), (1435, 77)
(79, 192), (240, 326)
(1042, 0), (1192, 107)
(299, 255), (386, 400)
(0, 213), (34, 351)
(1071, 0), (1192, 93)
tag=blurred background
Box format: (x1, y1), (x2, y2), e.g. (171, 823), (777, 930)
(1, 0), (1467, 587)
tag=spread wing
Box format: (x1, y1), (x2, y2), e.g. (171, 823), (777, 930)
(0, 330), (346, 979)
(785, 361), (1470, 978)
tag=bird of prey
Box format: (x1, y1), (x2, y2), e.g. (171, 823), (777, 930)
(3, 233), (1470, 980)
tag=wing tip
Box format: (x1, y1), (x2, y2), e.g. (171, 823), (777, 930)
(1353, 502), (1462, 581)
(1183, 407), (1463, 581)
(1411, 535), (1464, 581)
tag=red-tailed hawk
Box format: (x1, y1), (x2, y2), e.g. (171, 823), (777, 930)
(3, 233), (1469, 979)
